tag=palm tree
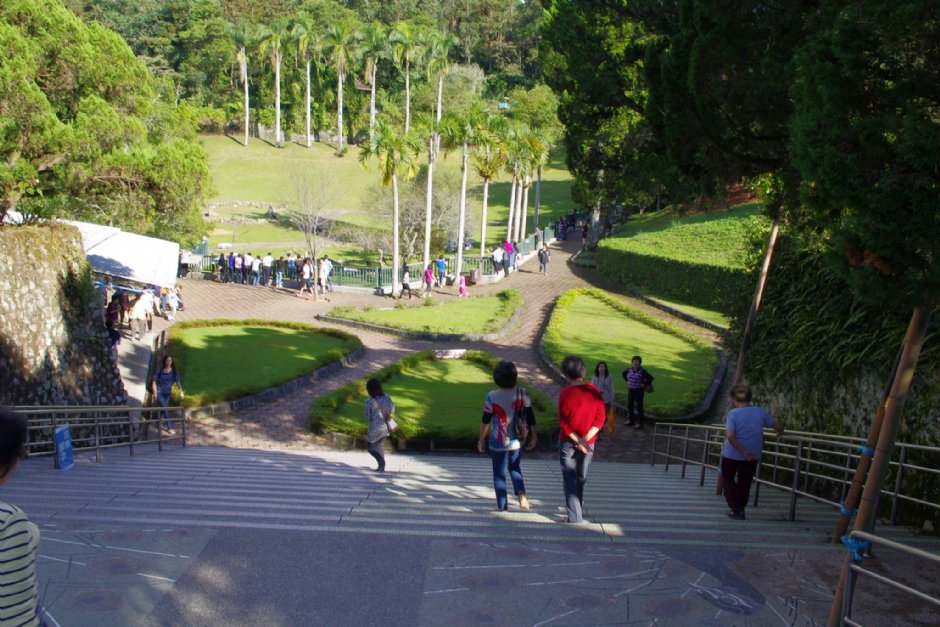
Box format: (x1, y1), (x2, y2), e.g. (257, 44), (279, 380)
(530, 130), (552, 230)
(424, 30), (458, 153)
(413, 113), (439, 269)
(228, 19), (254, 147)
(258, 18), (291, 148)
(519, 130), (546, 239)
(359, 22), (388, 144)
(390, 21), (423, 134)
(440, 107), (483, 278)
(291, 16), (319, 148)
(472, 111), (508, 256)
(359, 121), (421, 295)
(323, 20), (358, 153)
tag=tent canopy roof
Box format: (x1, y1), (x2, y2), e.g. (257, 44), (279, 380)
(62, 220), (180, 288)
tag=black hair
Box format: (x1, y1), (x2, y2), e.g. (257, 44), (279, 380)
(161, 354), (177, 373)
(631, 355), (642, 364)
(492, 360), (518, 389)
(561, 355), (586, 381)
(366, 378), (384, 398)
(593, 361), (609, 377)
(0, 407), (28, 477)
(729, 384), (753, 404)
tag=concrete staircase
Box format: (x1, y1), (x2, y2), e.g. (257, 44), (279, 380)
(7, 446), (929, 550)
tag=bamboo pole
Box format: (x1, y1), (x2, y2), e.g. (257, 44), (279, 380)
(827, 306), (932, 627)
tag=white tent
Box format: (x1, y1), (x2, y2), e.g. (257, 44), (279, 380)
(62, 220), (181, 288)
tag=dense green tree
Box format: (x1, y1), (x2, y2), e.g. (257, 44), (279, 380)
(1, 0), (210, 245)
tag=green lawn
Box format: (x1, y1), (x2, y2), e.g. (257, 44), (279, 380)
(169, 320), (361, 406)
(201, 134), (573, 253)
(329, 289), (521, 335)
(610, 202), (767, 268)
(311, 351), (555, 442)
(638, 291), (730, 329)
(543, 289), (718, 416)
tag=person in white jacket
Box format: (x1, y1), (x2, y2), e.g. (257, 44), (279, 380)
(591, 361), (614, 424)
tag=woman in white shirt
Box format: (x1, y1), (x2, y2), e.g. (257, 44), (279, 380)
(591, 361), (614, 424)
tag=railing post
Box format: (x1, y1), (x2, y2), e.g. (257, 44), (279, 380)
(699, 430), (709, 486)
(841, 557), (858, 626)
(128, 406), (134, 458)
(789, 439), (804, 522)
(753, 458), (762, 507)
(890, 445), (908, 525)
(802, 442), (813, 494)
(681, 426), (690, 479)
(182, 408), (188, 447)
(841, 445), (854, 503)
(664, 424), (673, 472)
(650, 424), (658, 466)
(52, 413), (59, 469)
(157, 412), (164, 452)
(772, 438), (780, 485)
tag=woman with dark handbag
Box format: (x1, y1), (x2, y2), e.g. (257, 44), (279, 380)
(477, 361), (538, 512)
(364, 378), (396, 472)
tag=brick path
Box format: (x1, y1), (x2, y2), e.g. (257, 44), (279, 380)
(175, 237), (722, 462)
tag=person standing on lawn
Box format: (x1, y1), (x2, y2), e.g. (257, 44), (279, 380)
(622, 355), (654, 429)
(477, 361), (538, 512)
(720, 384), (784, 520)
(557, 355), (606, 523)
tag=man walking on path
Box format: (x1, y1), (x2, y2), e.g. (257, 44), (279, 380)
(622, 356), (654, 429)
(538, 244), (551, 275)
(720, 384), (784, 520)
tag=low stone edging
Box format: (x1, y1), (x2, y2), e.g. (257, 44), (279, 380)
(190, 345), (366, 417)
(627, 289), (731, 337)
(315, 295), (524, 343)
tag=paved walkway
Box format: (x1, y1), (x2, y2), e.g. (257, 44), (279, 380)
(172, 237), (721, 461)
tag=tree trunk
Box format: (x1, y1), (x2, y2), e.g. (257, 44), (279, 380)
(513, 177), (524, 242)
(404, 60), (411, 134)
(369, 65), (377, 144)
(520, 178), (530, 241)
(392, 174), (401, 295)
(534, 164), (542, 228)
(337, 73), (344, 152)
(590, 197), (601, 246)
(242, 53), (249, 147)
(479, 179), (490, 257)
(827, 306), (932, 627)
(274, 53), (282, 148)
(455, 143), (469, 278)
(305, 60), (312, 148)
(732, 215), (782, 385)
(506, 175), (517, 242)
(435, 74), (444, 155)
(423, 136), (434, 269)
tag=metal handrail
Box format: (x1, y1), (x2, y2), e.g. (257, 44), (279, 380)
(651, 422), (940, 524)
(840, 530), (940, 626)
(15, 405), (188, 466)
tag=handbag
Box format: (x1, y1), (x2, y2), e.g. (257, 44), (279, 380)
(644, 383), (655, 394)
(374, 398), (398, 433)
(607, 406), (615, 433)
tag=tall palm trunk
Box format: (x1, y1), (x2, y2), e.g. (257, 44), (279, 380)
(404, 59), (411, 133)
(435, 74), (444, 155)
(534, 164), (542, 227)
(479, 178), (490, 257)
(337, 72), (344, 151)
(423, 136), (434, 268)
(455, 143), (469, 277)
(369, 65), (377, 143)
(242, 53), (249, 146)
(520, 177), (530, 241)
(506, 175), (517, 242)
(274, 53), (282, 147)
(305, 60), (312, 148)
(392, 175), (401, 295)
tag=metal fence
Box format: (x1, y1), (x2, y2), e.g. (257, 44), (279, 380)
(194, 230), (542, 289)
(15, 405), (187, 465)
(650, 422), (940, 524)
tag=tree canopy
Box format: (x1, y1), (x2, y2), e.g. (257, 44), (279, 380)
(1, 0), (213, 245)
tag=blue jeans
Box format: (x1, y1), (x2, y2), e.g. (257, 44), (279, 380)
(276, 271), (283, 288)
(559, 440), (593, 522)
(491, 448), (526, 511)
(157, 391), (173, 429)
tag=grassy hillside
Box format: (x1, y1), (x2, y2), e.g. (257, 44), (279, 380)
(201, 134), (573, 254)
(596, 203), (769, 317)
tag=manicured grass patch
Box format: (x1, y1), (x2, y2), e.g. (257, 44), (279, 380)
(170, 319), (361, 407)
(328, 289), (521, 336)
(596, 203), (768, 312)
(311, 350), (556, 442)
(638, 291), (730, 329)
(543, 289), (718, 416)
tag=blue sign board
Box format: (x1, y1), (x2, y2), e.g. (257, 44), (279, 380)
(54, 424), (74, 471)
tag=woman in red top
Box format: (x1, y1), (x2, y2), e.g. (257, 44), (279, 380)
(557, 355), (606, 523)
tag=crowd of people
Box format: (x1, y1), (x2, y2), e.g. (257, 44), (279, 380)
(214, 252), (335, 294)
(104, 284), (184, 350)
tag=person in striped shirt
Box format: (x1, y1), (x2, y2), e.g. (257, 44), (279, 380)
(0, 407), (40, 627)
